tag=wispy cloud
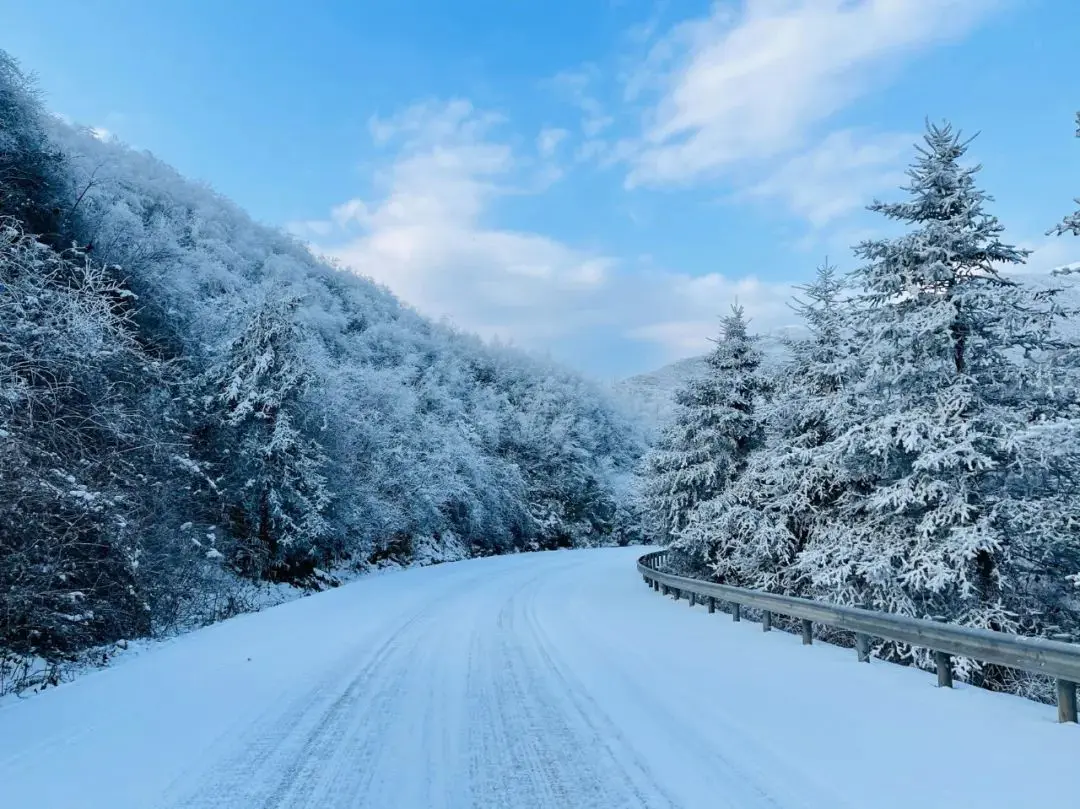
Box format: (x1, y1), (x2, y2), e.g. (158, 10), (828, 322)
(300, 99), (800, 362)
(1015, 236), (1080, 276)
(623, 269), (797, 358)
(743, 129), (914, 227)
(622, 0), (1003, 187)
(310, 100), (614, 342)
(537, 126), (570, 158)
(547, 66), (615, 139)
(294, 3), (1013, 370)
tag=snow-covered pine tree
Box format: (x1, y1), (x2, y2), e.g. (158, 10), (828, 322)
(645, 305), (768, 567)
(693, 262), (856, 591)
(205, 294), (333, 580)
(1023, 110), (1080, 631)
(771, 262), (856, 533)
(1048, 112), (1080, 241)
(795, 122), (1070, 678)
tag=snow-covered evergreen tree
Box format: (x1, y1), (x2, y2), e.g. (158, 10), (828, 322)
(645, 305), (768, 555)
(1029, 110), (1080, 624)
(205, 294), (333, 578)
(794, 123), (1070, 676)
(688, 263), (855, 590)
(1048, 112), (1080, 241)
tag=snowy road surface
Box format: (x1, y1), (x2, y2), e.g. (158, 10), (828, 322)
(2, 547), (1078, 809)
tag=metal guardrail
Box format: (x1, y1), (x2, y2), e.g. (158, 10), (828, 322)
(638, 549), (1080, 723)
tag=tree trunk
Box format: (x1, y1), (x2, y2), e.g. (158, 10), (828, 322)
(258, 487), (276, 577)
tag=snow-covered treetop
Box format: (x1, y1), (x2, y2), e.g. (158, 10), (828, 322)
(856, 122), (1028, 304)
(1048, 112), (1080, 239)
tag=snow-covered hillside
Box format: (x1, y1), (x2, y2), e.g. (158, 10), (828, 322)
(1, 547), (1074, 809)
(0, 51), (646, 693)
(1021, 268), (1080, 336)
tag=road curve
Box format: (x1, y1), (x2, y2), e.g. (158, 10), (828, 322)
(1, 547), (1075, 809)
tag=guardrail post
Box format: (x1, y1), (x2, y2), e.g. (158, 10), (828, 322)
(934, 651), (953, 688)
(801, 619), (813, 645)
(732, 604), (741, 622)
(653, 580), (659, 592)
(762, 611), (772, 632)
(707, 596), (716, 614)
(856, 633), (870, 663)
(1057, 680), (1077, 723)
(672, 588), (680, 601)
(689, 592), (696, 608)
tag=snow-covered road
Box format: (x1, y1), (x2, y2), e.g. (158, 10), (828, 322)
(2, 547), (1077, 809)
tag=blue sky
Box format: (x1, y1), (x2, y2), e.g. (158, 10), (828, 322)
(5, 0), (1080, 377)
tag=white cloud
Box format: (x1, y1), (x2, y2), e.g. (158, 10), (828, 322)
(316, 101), (616, 342)
(305, 99), (800, 363)
(290, 3), (1012, 371)
(624, 0), (1002, 187)
(744, 129), (914, 227)
(621, 268), (799, 360)
(285, 219), (334, 238)
(547, 67), (615, 139)
(537, 127), (569, 157)
(628, 320), (715, 353)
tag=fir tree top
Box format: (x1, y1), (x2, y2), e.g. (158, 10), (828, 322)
(1048, 112), (1080, 239)
(855, 121), (1028, 303)
(701, 303), (760, 373)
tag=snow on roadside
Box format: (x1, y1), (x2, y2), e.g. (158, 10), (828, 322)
(0, 534), (473, 705)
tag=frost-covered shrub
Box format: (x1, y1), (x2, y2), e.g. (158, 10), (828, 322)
(0, 53), (67, 241)
(0, 221), (151, 656)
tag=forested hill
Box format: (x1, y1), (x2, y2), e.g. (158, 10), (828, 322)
(0, 52), (644, 689)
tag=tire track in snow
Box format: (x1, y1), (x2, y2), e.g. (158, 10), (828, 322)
(548, 596), (853, 809)
(161, 568), (488, 809)
(159, 550), (852, 809)
(255, 626), (423, 809)
(162, 615), (420, 808)
(304, 582), (476, 809)
(465, 568), (591, 807)
(462, 561), (673, 809)
(519, 582), (682, 808)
